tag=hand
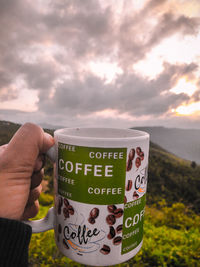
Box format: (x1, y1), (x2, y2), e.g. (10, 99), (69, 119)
(0, 123), (54, 220)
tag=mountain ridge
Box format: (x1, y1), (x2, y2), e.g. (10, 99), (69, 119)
(134, 126), (200, 163)
(1, 120), (200, 213)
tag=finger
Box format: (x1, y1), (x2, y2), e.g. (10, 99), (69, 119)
(27, 184), (42, 205)
(0, 144), (8, 157)
(21, 200), (40, 220)
(31, 169), (44, 189)
(33, 154), (46, 173)
(1, 123), (54, 171)
(42, 132), (55, 153)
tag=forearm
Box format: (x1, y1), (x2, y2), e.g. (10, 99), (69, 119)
(0, 217), (32, 267)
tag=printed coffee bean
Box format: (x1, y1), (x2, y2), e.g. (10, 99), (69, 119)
(63, 238), (70, 249)
(107, 226), (116, 240)
(107, 205), (117, 213)
(135, 157), (141, 168)
(58, 196), (63, 214)
(68, 205), (74, 215)
(126, 159), (132, 171)
(114, 208), (123, 218)
(133, 191), (139, 199)
(90, 208), (99, 219)
(129, 148), (135, 161)
(58, 196), (63, 208)
(58, 224), (62, 234)
(140, 151), (144, 160)
(58, 207), (61, 215)
(64, 198), (69, 207)
(116, 224), (123, 234)
(136, 147), (142, 156)
(106, 214), (116, 225)
(126, 180), (132, 191)
(63, 207), (69, 219)
(113, 236), (122, 245)
(88, 217), (96, 224)
(100, 245), (110, 255)
(124, 196), (127, 204)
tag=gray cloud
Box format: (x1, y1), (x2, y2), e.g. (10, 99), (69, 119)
(0, 0), (200, 128)
(38, 62), (197, 118)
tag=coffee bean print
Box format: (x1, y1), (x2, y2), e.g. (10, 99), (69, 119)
(58, 224), (62, 234)
(64, 198), (69, 207)
(90, 208), (99, 219)
(58, 196), (63, 215)
(107, 226), (116, 240)
(113, 236), (122, 245)
(100, 245), (110, 255)
(116, 224), (123, 234)
(68, 205), (74, 215)
(63, 207), (69, 219)
(140, 151), (144, 160)
(106, 214), (116, 225)
(129, 148), (135, 161)
(58, 207), (61, 215)
(63, 238), (70, 249)
(126, 180), (132, 191)
(136, 147), (142, 156)
(88, 217), (96, 224)
(124, 196), (127, 204)
(58, 196), (63, 208)
(133, 191), (139, 199)
(126, 159), (132, 171)
(114, 208), (123, 218)
(135, 157), (141, 168)
(107, 205), (117, 213)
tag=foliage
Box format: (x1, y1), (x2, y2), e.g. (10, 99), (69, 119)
(39, 193), (54, 206)
(148, 142), (200, 213)
(1, 121), (200, 265)
(29, 199), (200, 267)
(1, 120), (200, 213)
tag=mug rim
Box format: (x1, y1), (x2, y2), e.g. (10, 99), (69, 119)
(54, 127), (149, 141)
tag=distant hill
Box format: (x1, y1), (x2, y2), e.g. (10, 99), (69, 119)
(1, 120), (200, 213)
(0, 120), (21, 145)
(148, 142), (200, 213)
(135, 126), (200, 164)
(0, 120), (53, 146)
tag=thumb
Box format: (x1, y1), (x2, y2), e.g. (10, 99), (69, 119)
(42, 132), (55, 153)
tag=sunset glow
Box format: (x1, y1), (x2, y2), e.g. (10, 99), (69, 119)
(0, 0), (200, 128)
(170, 78), (198, 96)
(173, 102), (200, 116)
(89, 61), (123, 83)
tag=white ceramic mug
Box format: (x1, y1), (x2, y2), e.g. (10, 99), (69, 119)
(25, 127), (150, 266)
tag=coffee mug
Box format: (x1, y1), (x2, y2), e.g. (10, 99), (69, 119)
(25, 127), (150, 266)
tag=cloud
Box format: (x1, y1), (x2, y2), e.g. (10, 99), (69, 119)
(0, 0), (200, 128)
(38, 62), (197, 119)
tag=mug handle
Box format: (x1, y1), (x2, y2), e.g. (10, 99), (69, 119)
(23, 145), (56, 233)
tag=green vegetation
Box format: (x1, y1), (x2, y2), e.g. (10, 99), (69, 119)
(148, 142), (200, 213)
(29, 196), (200, 267)
(1, 121), (200, 266)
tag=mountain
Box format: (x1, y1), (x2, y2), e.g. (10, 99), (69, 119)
(0, 120), (21, 145)
(148, 142), (200, 213)
(39, 123), (64, 130)
(134, 126), (200, 164)
(0, 121), (200, 213)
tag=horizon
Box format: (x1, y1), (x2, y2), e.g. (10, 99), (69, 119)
(0, 0), (200, 129)
(2, 119), (200, 131)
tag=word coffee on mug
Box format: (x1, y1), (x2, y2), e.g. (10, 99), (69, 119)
(25, 128), (150, 266)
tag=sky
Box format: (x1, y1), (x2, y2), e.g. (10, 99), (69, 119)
(0, 0), (200, 129)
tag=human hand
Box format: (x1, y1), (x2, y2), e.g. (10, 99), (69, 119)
(0, 123), (54, 220)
